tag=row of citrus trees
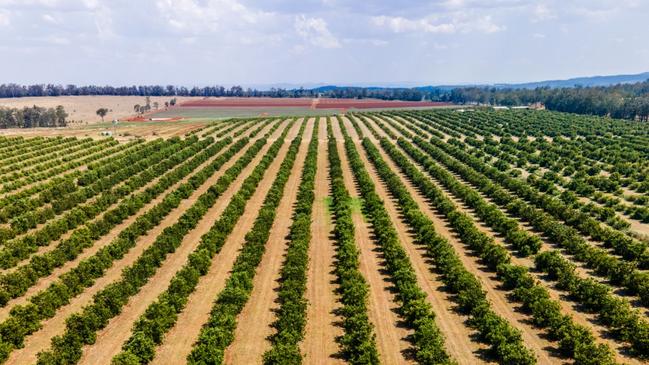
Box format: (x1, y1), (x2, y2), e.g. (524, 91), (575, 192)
(33, 120), (287, 364)
(0, 138), (113, 183)
(324, 120), (379, 363)
(406, 110), (648, 266)
(374, 117), (543, 257)
(340, 118), (456, 364)
(370, 113), (647, 361)
(0, 138), (141, 204)
(110, 120), (299, 364)
(4, 137), (197, 239)
(362, 117), (617, 364)
(0, 120), (273, 363)
(0, 137), (67, 163)
(0, 119), (256, 277)
(424, 133), (649, 304)
(263, 119), (319, 363)
(414, 133), (649, 305)
(0, 137), (221, 305)
(0, 137), (83, 171)
(0, 138), (166, 223)
(186, 121), (302, 364)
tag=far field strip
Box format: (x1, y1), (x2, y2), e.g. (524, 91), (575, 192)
(76, 120), (302, 365)
(3, 119), (281, 364)
(332, 117), (414, 364)
(301, 117), (344, 363)
(0, 139), (142, 198)
(0, 138), (101, 182)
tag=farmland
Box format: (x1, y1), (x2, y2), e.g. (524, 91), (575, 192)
(0, 109), (648, 365)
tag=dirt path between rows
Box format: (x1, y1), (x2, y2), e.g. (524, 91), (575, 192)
(343, 117), (493, 364)
(356, 116), (563, 364)
(76, 120), (301, 365)
(4, 120), (285, 365)
(224, 118), (314, 363)
(332, 117), (414, 364)
(148, 120), (302, 365)
(378, 115), (645, 364)
(301, 117), (345, 364)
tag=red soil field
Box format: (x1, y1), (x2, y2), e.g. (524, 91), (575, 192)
(179, 98), (312, 108)
(178, 97), (450, 109)
(314, 99), (450, 109)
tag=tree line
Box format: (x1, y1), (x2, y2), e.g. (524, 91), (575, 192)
(0, 105), (67, 128)
(447, 81), (649, 121)
(0, 83), (442, 101)
(3, 80), (649, 120)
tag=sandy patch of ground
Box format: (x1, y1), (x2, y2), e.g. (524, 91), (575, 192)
(0, 96), (203, 124)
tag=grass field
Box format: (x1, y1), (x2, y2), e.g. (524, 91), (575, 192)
(0, 110), (648, 365)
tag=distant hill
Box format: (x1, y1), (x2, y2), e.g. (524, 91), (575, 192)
(307, 72), (649, 92)
(493, 72), (649, 89)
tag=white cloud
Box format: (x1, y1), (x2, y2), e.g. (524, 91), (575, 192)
(533, 3), (556, 21)
(372, 16), (455, 34)
(41, 14), (59, 24)
(46, 35), (70, 45)
(294, 14), (340, 48)
(156, 0), (271, 33)
(0, 10), (10, 27)
(372, 14), (504, 34)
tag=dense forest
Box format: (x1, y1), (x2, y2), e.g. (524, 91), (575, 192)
(447, 81), (649, 121)
(0, 105), (68, 128)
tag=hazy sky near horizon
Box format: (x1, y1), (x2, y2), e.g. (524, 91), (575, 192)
(0, 0), (647, 86)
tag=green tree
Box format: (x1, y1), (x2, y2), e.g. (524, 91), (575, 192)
(96, 108), (109, 122)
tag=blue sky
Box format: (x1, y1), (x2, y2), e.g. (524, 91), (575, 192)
(0, 0), (647, 86)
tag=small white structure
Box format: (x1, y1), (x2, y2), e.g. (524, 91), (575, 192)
(100, 131), (113, 137)
(492, 106), (509, 110)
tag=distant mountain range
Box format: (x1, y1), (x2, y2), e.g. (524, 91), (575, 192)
(493, 72), (649, 89)
(249, 71), (649, 91)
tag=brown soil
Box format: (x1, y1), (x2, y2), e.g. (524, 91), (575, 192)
(3, 120), (283, 365)
(224, 118), (314, 363)
(302, 117), (345, 363)
(0, 96), (204, 124)
(333, 117), (414, 364)
(148, 120), (301, 364)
